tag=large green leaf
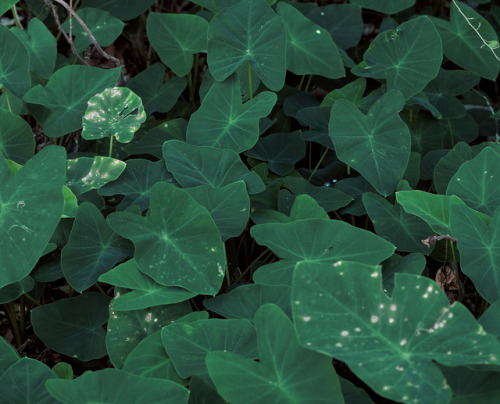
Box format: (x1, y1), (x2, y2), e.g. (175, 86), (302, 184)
(0, 24), (30, 97)
(107, 183), (226, 295)
(81, 0), (157, 20)
(0, 276), (34, 304)
(277, 2), (344, 79)
(99, 259), (195, 311)
(352, 17), (442, 100)
(0, 146), (66, 289)
(186, 75), (276, 153)
(0, 358), (57, 404)
(329, 90), (411, 196)
(350, 0), (415, 14)
(292, 261), (500, 403)
(23, 66), (120, 137)
(147, 13), (209, 77)
(82, 87), (146, 143)
(208, 0), (287, 91)
(0, 337), (19, 377)
(434, 142), (472, 194)
(61, 202), (132, 292)
(450, 204), (500, 303)
(206, 304), (344, 404)
(446, 147), (500, 216)
(162, 318), (258, 379)
(0, 108), (34, 164)
(31, 293), (111, 362)
(45, 369), (189, 404)
(163, 140), (265, 194)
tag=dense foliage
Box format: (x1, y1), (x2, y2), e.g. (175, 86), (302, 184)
(1, 0), (500, 402)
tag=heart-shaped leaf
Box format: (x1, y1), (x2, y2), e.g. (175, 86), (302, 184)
(0, 108), (34, 164)
(0, 24), (30, 97)
(81, 0), (157, 21)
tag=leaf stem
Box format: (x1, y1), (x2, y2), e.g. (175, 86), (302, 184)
(248, 62), (253, 99)
(3, 87), (12, 113)
(233, 248), (271, 284)
(108, 136), (113, 157)
(4, 303), (22, 348)
(11, 5), (22, 29)
(304, 75), (313, 92)
(307, 147), (328, 182)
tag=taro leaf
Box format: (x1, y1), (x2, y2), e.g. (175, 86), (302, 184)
(0, 24), (30, 97)
(124, 118), (187, 159)
(208, 0), (287, 91)
(321, 78), (366, 107)
(403, 112), (445, 156)
(0, 146), (66, 289)
(381, 253), (427, 296)
(189, 376), (226, 404)
(0, 276), (34, 304)
(396, 190), (489, 235)
(31, 293), (111, 362)
(206, 304), (344, 404)
(251, 218), (395, 267)
(98, 159), (176, 211)
(480, 299), (500, 337)
(186, 75), (276, 153)
(184, 181), (250, 241)
(107, 183), (226, 295)
(147, 13), (209, 77)
(336, 176), (377, 216)
(289, 194), (329, 221)
(11, 18), (56, 79)
(283, 176), (353, 212)
(45, 368), (189, 404)
(52, 363), (73, 380)
(351, 17), (442, 100)
(292, 261), (500, 404)
(432, 1), (499, 80)
(0, 358), (57, 404)
(339, 378), (374, 404)
(450, 204), (500, 303)
(81, 0), (157, 21)
(246, 132), (306, 176)
(0, 108), (34, 164)
(329, 90), (411, 196)
(106, 296), (192, 368)
(61, 8), (124, 52)
(434, 142), (473, 194)
(23, 66), (120, 137)
(204, 284), (292, 320)
(349, 0), (415, 14)
(0, 337), (19, 377)
(99, 259), (195, 311)
(127, 63), (187, 115)
(162, 318), (258, 379)
(446, 147), (500, 216)
(277, 2), (344, 79)
(0, 0), (18, 15)
(61, 203), (132, 292)
(82, 87), (146, 143)
(307, 4), (363, 51)
(441, 114), (479, 149)
(122, 330), (186, 384)
(190, 0), (277, 13)
(163, 140), (265, 194)
(66, 156), (126, 196)
(362, 192), (433, 253)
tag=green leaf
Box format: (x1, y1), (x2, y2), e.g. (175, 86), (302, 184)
(82, 87), (146, 143)
(106, 297), (191, 368)
(0, 0), (18, 15)
(450, 204), (500, 303)
(329, 90), (411, 196)
(434, 142), (473, 194)
(0, 337), (19, 377)
(446, 147), (500, 216)
(289, 194), (329, 221)
(31, 293), (111, 361)
(45, 369), (189, 404)
(187, 75), (276, 153)
(206, 304), (344, 404)
(162, 318), (258, 378)
(61, 8), (124, 53)
(0, 108), (34, 164)
(208, 0), (287, 91)
(147, 12), (209, 77)
(0, 146), (66, 289)
(0, 24), (30, 97)
(292, 261), (500, 403)
(352, 17), (442, 100)
(277, 2), (344, 78)
(23, 65), (120, 137)
(127, 63), (187, 115)
(350, 0), (415, 14)
(0, 276), (34, 304)
(363, 192), (433, 253)
(163, 140), (265, 194)
(99, 259), (195, 311)
(97, 159), (176, 211)
(81, 0), (157, 21)
(432, 1), (499, 80)
(381, 253), (426, 296)
(61, 202), (132, 292)
(11, 17), (57, 79)
(0, 358), (57, 404)
(66, 156), (126, 196)
(184, 181), (250, 241)
(107, 183), (226, 295)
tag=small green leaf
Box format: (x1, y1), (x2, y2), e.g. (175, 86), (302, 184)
(0, 108), (34, 164)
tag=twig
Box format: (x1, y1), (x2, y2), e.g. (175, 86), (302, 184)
(422, 234), (457, 247)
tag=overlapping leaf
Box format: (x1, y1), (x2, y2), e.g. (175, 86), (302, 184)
(0, 24), (30, 97)
(0, 108), (34, 164)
